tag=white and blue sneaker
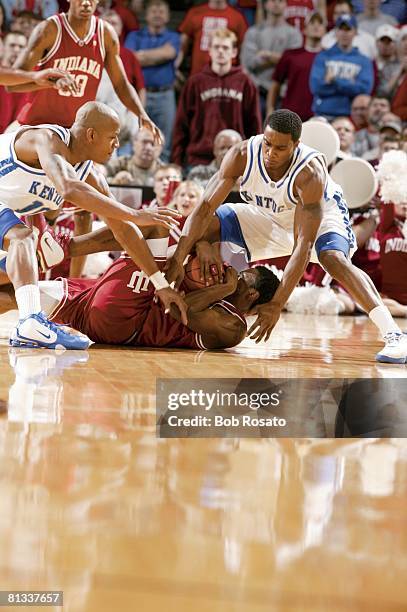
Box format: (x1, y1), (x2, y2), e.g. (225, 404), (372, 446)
(9, 311), (90, 350)
(376, 332), (407, 364)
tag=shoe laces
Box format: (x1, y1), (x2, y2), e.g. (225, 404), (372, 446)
(383, 331), (403, 346)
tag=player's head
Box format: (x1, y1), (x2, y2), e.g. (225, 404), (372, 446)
(73, 101), (120, 163)
(263, 109), (302, 171)
(231, 266), (280, 313)
(68, 0), (99, 20)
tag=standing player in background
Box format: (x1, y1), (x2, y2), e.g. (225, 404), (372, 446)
(9, 0), (160, 141)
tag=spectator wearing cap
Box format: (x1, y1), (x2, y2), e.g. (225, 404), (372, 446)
(375, 25), (400, 99)
(241, 0), (302, 118)
(321, 0), (376, 60)
(125, 0), (180, 161)
(363, 114), (402, 161)
(267, 11), (326, 121)
(350, 93), (371, 130)
(357, 0), (398, 38)
(309, 14), (374, 118)
(351, 96), (390, 157)
(187, 129), (242, 189)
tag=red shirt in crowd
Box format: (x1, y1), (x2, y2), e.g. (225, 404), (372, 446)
(119, 46), (144, 92)
(171, 64), (261, 167)
(272, 47), (320, 121)
(391, 73), (407, 122)
(0, 86), (25, 133)
(178, 3), (248, 75)
(285, 0), (317, 31)
(351, 213), (382, 290)
(18, 13), (105, 127)
(380, 203), (407, 305)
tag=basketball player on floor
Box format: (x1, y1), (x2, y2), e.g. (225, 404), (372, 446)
(9, 0), (160, 141)
(165, 109), (407, 364)
(0, 101), (186, 350)
(0, 232), (280, 350)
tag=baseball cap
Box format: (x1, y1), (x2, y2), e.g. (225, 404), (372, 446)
(376, 25), (399, 41)
(335, 14), (357, 29)
(379, 121), (402, 135)
(400, 25), (407, 40)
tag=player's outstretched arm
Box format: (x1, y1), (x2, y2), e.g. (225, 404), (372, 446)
(6, 20), (76, 92)
(169, 267), (246, 349)
(35, 133), (179, 229)
(165, 142), (247, 288)
(248, 162), (324, 343)
(103, 22), (162, 146)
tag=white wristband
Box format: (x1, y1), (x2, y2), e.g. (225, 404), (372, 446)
(149, 271), (170, 291)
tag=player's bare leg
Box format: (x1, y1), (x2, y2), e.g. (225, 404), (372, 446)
(3, 224), (89, 350)
(319, 250), (407, 363)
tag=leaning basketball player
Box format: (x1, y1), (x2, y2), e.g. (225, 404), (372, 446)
(8, 0), (160, 142)
(0, 230), (279, 350)
(0, 101), (186, 350)
(165, 109), (407, 364)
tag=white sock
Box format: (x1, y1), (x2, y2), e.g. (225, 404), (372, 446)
(15, 285), (42, 319)
(369, 305), (401, 337)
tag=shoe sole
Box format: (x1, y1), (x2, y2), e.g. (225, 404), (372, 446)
(375, 354), (407, 364)
(10, 339), (87, 350)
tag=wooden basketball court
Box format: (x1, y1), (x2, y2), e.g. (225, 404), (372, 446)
(0, 310), (406, 611)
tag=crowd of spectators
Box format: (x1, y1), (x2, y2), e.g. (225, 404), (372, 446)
(0, 0), (406, 307)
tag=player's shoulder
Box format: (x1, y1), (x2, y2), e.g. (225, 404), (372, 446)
(295, 157), (326, 195)
(220, 139), (248, 177)
(30, 14), (59, 44)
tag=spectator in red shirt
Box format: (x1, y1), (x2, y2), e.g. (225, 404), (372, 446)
(177, 0), (248, 75)
(391, 28), (407, 122)
(380, 200), (407, 311)
(266, 11), (326, 121)
(0, 30), (27, 133)
(171, 28), (261, 168)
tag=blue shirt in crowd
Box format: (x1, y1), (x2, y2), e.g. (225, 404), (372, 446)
(309, 44), (374, 117)
(125, 27), (180, 89)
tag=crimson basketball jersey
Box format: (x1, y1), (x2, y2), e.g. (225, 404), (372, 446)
(49, 256), (246, 349)
(18, 13), (105, 127)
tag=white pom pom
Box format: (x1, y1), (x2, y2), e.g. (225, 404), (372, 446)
(376, 150), (407, 204)
(286, 285), (342, 315)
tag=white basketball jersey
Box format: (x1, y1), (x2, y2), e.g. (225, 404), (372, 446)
(239, 135), (344, 232)
(0, 124), (93, 216)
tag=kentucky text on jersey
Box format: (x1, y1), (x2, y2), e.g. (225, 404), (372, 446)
(52, 56), (101, 79)
(28, 181), (63, 206)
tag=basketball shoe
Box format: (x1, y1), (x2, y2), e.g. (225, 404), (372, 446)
(26, 213), (71, 272)
(10, 311), (90, 350)
(376, 332), (407, 364)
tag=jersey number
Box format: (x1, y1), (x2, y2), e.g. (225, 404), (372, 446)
(127, 271), (150, 293)
(58, 74), (88, 98)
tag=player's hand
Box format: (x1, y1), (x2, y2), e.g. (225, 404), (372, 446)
(195, 240), (224, 285)
(32, 69), (78, 93)
(223, 265), (238, 294)
(163, 256), (185, 289)
(139, 115), (163, 147)
(247, 302), (282, 343)
(132, 207), (181, 231)
(157, 287), (188, 325)
(54, 74), (80, 95)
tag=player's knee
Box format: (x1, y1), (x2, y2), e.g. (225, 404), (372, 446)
(4, 225), (35, 251)
(319, 250), (348, 276)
